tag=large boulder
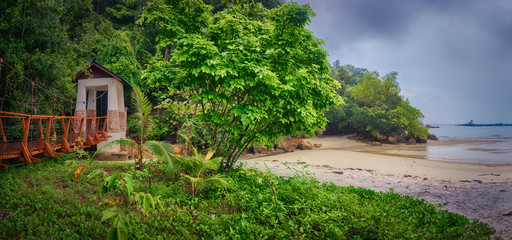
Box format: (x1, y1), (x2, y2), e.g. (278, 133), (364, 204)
(313, 143), (323, 148)
(416, 136), (428, 143)
(278, 140), (295, 152)
(276, 136), (320, 151)
(406, 139), (417, 145)
(298, 141), (316, 150)
(290, 136), (303, 148)
(386, 136), (398, 144)
(427, 134), (438, 140)
(377, 134), (387, 141)
(396, 135), (407, 143)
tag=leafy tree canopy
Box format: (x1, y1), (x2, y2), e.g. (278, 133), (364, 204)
(324, 61), (427, 139)
(145, 2), (342, 170)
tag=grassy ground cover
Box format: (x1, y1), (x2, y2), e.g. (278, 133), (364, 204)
(0, 153), (498, 239)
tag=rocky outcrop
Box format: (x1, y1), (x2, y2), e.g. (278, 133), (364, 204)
(278, 139), (295, 152)
(313, 143), (323, 148)
(386, 136), (398, 144)
(427, 134), (438, 140)
(416, 136), (428, 143)
(273, 137), (321, 152)
(406, 139), (417, 145)
(298, 141), (316, 150)
(396, 135), (407, 143)
(377, 134), (387, 141)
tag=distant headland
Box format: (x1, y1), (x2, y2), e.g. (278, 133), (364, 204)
(458, 120), (512, 127)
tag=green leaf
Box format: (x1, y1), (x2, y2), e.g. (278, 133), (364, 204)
(117, 225), (128, 240)
(107, 227), (118, 240)
(143, 194), (152, 213)
(101, 207), (118, 222)
(85, 169), (102, 181)
(108, 172), (121, 190)
(123, 173), (134, 196)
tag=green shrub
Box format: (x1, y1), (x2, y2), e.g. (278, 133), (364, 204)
(0, 157), (497, 239)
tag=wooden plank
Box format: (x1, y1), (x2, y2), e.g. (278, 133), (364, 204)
(0, 111), (31, 117)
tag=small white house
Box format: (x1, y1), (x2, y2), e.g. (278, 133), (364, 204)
(74, 61), (132, 145)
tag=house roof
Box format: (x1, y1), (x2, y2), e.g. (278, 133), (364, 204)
(74, 60), (133, 88)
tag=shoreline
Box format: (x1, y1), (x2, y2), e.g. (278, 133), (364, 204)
(241, 136), (512, 238)
(242, 136), (512, 182)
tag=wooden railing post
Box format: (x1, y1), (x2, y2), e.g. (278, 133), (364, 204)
(101, 116), (108, 138)
(0, 119), (6, 143)
(38, 119), (44, 140)
(43, 117), (55, 157)
(61, 117), (73, 152)
(20, 116), (35, 163)
(94, 117), (101, 142)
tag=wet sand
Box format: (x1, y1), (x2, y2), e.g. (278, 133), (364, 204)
(241, 136), (512, 238)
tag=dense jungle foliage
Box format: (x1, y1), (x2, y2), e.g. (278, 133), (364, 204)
(324, 60), (428, 138)
(0, 0), (425, 167)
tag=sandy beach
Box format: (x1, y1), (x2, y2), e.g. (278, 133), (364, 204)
(241, 136), (512, 238)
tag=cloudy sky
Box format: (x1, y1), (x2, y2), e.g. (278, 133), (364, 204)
(294, 0), (512, 124)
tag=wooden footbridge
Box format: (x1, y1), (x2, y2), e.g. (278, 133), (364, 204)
(0, 111), (109, 169)
(0, 58), (124, 169)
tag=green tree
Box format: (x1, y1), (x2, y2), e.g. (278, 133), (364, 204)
(204, 0), (285, 13)
(0, 0), (86, 114)
(391, 100), (428, 137)
(328, 60), (351, 94)
(324, 62), (427, 139)
(138, 0), (211, 57)
(352, 72), (401, 109)
(147, 2), (341, 171)
(348, 72), (399, 137)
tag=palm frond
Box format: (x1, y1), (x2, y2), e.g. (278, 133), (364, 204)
(144, 141), (177, 176)
(203, 157), (222, 171)
(204, 151), (215, 163)
(204, 174), (230, 189)
(92, 139), (137, 162)
(182, 174), (202, 184)
(174, 154), (200, 175)
(132, 84), (154, 140)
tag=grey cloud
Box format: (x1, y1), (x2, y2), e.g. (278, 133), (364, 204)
(294, 0), (512, 123)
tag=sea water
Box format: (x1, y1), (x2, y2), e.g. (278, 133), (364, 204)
(426, 124), (512, 164)
(428, 124), (512, 140)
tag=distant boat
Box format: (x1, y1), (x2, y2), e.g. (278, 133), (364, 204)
(458, 120), (512, 127)
(424, 124), (439, 128)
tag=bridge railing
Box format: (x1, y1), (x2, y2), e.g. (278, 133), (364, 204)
(0, 111), (109, 168)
